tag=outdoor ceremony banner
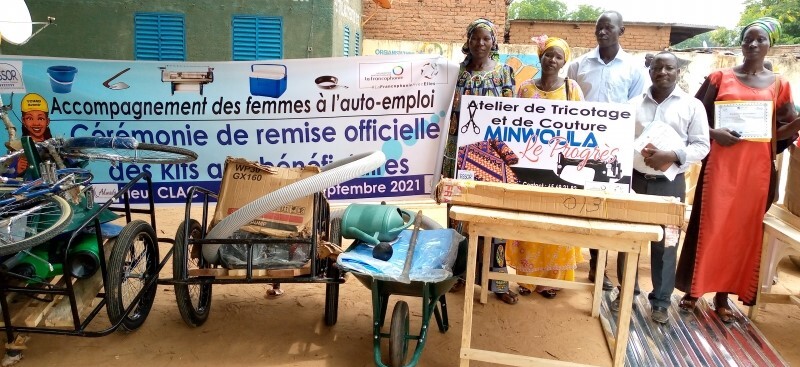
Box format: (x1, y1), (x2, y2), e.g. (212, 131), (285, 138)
(455, 95), (635, 193)
(0, 55), (458, 203)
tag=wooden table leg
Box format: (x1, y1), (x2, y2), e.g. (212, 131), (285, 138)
(613, 246), (640, 367)
(460, 226), (480, 367)
(480, 235), (491, 305)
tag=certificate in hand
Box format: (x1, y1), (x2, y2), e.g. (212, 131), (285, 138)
(633, 121), (684, 181)
(714, 100), (772, 141)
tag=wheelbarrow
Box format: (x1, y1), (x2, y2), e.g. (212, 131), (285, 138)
(335, 212), (466, 367)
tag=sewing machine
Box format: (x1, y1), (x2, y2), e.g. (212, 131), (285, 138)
(556, 152), (622, 182)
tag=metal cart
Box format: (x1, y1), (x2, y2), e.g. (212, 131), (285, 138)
(159, 186), (342, 328)
(0, 172), (168, 362)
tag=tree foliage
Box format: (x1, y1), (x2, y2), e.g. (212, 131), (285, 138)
(508, 0), (567, 20)
(679, 0), (800, 47)
(567, 4), (604, 21)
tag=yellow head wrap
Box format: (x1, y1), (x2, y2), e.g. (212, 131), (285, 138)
(20, 93), (48, 113)
(538, 37), (572, 63)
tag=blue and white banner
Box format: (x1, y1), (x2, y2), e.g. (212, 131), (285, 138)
(0, 55), (458, 203)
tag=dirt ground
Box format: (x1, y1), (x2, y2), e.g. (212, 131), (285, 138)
(13, 204), (800, 367)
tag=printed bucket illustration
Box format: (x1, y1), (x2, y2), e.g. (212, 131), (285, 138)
(47, 65), (78, 93)
(249, 64), (287, 98)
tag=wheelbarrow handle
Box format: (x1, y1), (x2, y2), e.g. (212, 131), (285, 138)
(399, 210), (424, 281)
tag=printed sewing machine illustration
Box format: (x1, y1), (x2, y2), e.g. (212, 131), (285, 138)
(556, 152), (623, 182)
(159, 65), (215, 95)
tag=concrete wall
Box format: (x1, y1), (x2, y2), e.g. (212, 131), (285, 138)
(0, 0), (354, 60)
(332, 0), (364, 56)
(362, 0), (508, 44)
(509, 20), (672, 50)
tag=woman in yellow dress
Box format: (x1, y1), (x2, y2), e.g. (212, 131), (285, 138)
(507, 36), (584, 299)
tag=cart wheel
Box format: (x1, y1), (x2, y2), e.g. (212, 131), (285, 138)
(106, 220), (159, 332)
(389, 300), (410, 367)
(325, 259), (340, 326)
(174, 219), (213, 327)
(324, 218), (342, 326)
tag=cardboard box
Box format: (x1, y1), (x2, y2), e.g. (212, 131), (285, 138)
(435, 179), (685, 226)
(213, 157), (321, 238)
(785, 145), (800, 216)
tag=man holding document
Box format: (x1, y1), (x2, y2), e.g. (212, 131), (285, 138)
(611, 51), (709, 324)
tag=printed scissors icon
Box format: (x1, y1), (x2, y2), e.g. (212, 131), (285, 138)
(461, 119), (479, 134)
(461, 102), (480, 134)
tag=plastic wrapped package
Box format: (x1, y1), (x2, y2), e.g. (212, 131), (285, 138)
(337, 228), (464, 283)
(218, 231), (310, 269)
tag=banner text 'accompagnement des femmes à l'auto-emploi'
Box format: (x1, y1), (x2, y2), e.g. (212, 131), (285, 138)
(0, 55), (458, 204)
(456, 95), (635, 193)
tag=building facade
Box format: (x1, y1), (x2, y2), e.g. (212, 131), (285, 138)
(1, 0), (364, 60)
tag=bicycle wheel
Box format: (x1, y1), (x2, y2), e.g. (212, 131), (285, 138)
(173, 219), (213, 327)
(0, 190), (72, 256)
(106, 220), (159, 332)
(61, 137), (197, 164)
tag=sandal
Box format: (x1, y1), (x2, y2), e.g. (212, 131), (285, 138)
(266, 288), (284, 298)
(495, 290), (519, 305)
(714, 295), (735, 324)
(537, 289), (557, 299)
(678, 295), (697, 312)
(449, 278), (466, 293)
(518, 285), (532, 296)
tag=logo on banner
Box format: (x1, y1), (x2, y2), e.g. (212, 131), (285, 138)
(0, 62), (26, 93)
(359, 61), (412, 88)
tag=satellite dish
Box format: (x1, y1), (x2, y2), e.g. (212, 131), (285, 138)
(373, 0), (393, 9)
(0, 0), (33, 45)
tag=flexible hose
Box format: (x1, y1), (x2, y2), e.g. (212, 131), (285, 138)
(203, 151), (386, 263)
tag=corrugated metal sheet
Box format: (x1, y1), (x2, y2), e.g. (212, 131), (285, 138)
(600, 292), (789, 367)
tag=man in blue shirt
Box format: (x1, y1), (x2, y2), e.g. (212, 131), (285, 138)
(567, 10), (646, 291)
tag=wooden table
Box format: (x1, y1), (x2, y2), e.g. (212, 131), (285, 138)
(450, 205), (663, 367)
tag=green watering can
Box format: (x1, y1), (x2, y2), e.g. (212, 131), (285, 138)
(340, 203), (416, 260)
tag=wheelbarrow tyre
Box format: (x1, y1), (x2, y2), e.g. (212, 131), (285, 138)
(389, 300), (410, 367)
(324, 218), (343, 326)
(106, 220), (159, 332)
(325, 260), (340, 326)
(174, 219), (213, 327)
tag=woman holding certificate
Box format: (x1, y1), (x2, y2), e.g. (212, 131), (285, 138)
(507, 36), (584, 299)
(676, 17), (800, 323)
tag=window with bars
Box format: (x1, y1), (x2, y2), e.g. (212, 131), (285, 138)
(343, 26), (350, 57)
(232, 15), (283, 61)
(134, 13), (186, 61)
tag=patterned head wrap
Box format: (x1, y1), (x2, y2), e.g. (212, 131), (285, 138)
(740, 17), (782, 46)
(533, 36), (572, 63)
(462, 18), (500, 64)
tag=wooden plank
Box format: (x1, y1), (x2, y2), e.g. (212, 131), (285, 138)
(437, 179), (685, 226)
(44, 272), (104, 327)
(768, 205), (800, 231)
(5, 276), (66, 327)
(487, 272), (594, 292)
(471, 222), (649, 254)
(44, 238), (115, 328)
(462, 348), (598, 367)
(764, 217), (800, 247)
(189, 265), (311, 279)
(450, 206), (663, 242)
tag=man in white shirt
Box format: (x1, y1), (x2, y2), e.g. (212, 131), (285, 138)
(641, 53), (654, 90)
(612, 51), (710, 324)
(567, 10), (646, 290)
